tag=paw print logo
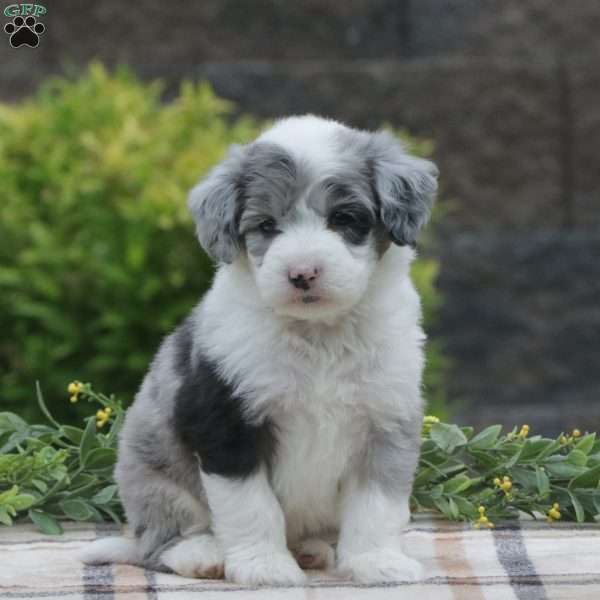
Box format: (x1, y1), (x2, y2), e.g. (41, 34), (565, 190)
(4, 15), (45, 48)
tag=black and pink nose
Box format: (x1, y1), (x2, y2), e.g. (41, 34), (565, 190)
(288, 266), (320, 290)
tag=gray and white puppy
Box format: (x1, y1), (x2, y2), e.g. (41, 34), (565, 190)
(82, 115), (438, 585)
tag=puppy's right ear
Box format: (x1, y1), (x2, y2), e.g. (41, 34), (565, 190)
(188, 145), (247, 264)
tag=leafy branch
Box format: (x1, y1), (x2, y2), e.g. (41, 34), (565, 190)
(2, 386), (600, 534)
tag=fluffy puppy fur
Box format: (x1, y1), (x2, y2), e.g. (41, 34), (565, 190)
(81, 115), (438, 585)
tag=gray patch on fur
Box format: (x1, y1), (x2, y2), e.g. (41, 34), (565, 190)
(188, 142), (299, 264)
(239, 143), (300, 264)
(114, 311), (212, 565)
(361, 417), (422, 496)
(334, 129), (438, 248)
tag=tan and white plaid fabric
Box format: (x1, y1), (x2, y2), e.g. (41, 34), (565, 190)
(1, 515), (599, 599)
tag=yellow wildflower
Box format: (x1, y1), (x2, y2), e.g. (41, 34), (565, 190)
(559, 435), (569, 445)
(572, 429), (581, 438)
(494, 476), (512, 494)
(547, 503), (561, 522)
(96, 408), (110, 429)
(422, 415), (440, 435)
(68, 381), (83, 403)
(474, 505), (494, 529)
(518, 424), (530, 438)
(68, 381), (82, 395)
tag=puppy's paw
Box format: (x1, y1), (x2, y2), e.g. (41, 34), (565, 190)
(160, 534), (224, 579)
(338, 550), (423, 583)
(226, 549), (306, 585)
(292, 538), (335, 570)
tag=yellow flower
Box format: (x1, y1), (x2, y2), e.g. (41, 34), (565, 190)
(424, 415), (440, 424)
(68, 381), (82, 395)
(95, 408), (110, 429)
(547, 502), (561, 522)
(572, 429), (581, 438)
(68, 381), (83, 403)
(559, 435), (569, 445)
(422, 415), (440, 435)
(518, 424), (530, 438)
(474, 505), (494, 529)
(494, 476), (512, 494)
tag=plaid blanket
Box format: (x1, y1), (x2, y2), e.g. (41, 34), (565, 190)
(1, 515), (599, 599)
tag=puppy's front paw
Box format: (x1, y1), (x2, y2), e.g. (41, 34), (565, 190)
(226, 550), (306, 585)
(338, 550), (423, 583)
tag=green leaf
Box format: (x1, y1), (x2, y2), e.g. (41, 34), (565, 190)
(91, 484), (118, 505)
(60, 498), (95, 521)
(468, 449), (497, 469)
(7, 494), (35, 511)
(83, 447), (117, 471)
(35, 381), (61, 429)
(569, 464), (600, 489)
(0, 412), (28, 434)
(511, 466), (538, 491)
(430, 423), (468, 453)
(0, 485), (19, 502)
(567, 449), (588, 466)
(31, 479), (48, 493)
(567, 490), (585, 523)
(447, 497), (460, 519)
(468, 425), (502, 450)
(544, 462), (587, 479)
(0, 507), (13, 526)
(61, 426), (84, 445)
(536, 467), (550, 497)
(575, 433), (596, 455)
(443, 474), (477, 494)
(29, 510), (63, 535)
(433, 497), (453, 519)
(79, 417), (99, 464)
(451, 496), (478, 518)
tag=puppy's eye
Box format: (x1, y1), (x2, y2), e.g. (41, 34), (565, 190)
(329, 210), (360, 228)
(328, 207), (372, 245)
(258, 218), (277, 235)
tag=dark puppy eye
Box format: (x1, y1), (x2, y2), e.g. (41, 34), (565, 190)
(258, 218), (277, 234)
(329, 210), (359, 228)
(328, 207), (372, 245)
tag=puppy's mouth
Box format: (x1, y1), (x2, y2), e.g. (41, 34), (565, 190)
(301, 295), (321, 304)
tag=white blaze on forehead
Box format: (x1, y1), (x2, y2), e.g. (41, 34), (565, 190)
(257, 115), (348, 176)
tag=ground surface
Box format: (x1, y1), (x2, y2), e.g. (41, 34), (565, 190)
(1, 514), (599, 599)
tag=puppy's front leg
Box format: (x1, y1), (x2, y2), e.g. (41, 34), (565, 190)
(337, 424), (423, 583)
(202, 468), (306, 585)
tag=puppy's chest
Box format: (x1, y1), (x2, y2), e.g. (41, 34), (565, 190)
(270, 406), (366, 539)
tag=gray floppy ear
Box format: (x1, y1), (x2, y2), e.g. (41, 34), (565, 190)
(369, 132), (439, 247)
(187, 144), (247, 263)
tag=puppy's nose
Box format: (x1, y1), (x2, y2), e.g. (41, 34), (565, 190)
(288, 266), (320, 290)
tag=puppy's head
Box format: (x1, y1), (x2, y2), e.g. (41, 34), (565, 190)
(189, 116), (438, 321)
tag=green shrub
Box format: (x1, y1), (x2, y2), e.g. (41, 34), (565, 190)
(0, 64), (445, 423)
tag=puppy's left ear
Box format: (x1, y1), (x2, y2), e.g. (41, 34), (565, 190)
(188, 145), (246, 263)
(369, 132), (439, 247)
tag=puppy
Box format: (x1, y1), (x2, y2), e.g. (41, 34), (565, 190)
(82, 115), (438, 585)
